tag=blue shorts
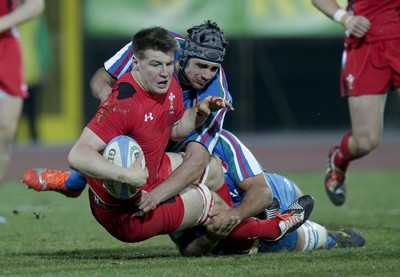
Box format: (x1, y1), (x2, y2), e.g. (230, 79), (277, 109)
(259, 173), (299, 252)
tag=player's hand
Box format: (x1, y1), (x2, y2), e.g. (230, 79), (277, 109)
(134, 190), (158, 214)
(345, 16), (370, 38)
(126, 152), (148, 188)
(204, 209), (241, 239)
(196, 96), (234, 117)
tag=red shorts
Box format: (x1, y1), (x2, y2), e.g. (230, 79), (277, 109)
(0, 36), (27, 98)
(87, 153), (183, 242)
(89, 189), (184, 243)
(341, 38), (400, 97)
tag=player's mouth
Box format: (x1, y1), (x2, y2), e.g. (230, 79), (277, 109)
(158, 80), (168, 87)
(196, 80), (207, 87)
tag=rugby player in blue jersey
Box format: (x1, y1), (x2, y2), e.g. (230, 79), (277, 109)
(169, 130), (365, 256)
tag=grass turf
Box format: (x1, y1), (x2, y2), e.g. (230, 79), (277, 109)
(1, 169), (399, 276)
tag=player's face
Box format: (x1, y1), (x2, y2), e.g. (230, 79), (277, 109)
(135, 49), (175, 94)
(184, 58), (220, 90)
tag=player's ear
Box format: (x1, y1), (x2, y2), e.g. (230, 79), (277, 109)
(133, 57), (139, 71)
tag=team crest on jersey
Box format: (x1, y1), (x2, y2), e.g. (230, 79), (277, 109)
(169, 92), (176, 114)
(346, 74), (355, 90)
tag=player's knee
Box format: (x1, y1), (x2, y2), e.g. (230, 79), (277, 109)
(0, 121), (17, 143)
(352, 134), (380, 155)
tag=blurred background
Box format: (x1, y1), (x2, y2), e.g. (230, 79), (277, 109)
(15, 0), (400, 145)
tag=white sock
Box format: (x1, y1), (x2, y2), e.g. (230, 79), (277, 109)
(300, 221), (328, 251)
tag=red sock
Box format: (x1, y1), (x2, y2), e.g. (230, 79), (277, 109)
(333, 132), (356, 172)
(215, 181), (234, 208)
(227, 217), (281, 240)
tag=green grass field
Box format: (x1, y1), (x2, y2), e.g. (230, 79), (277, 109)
(1, 169), (399, 277)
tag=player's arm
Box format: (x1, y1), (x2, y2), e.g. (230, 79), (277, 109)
(311, 0), (370, 38)
(136, 141), (210, 213)
(233, 173), (272, 220)
(204, 174), (271, 224)
(91, 42), (134, 102)
(68, 129), (148, 188)
(90, 67), (116, 102)
(0, 0), (45, 33)
(170, 96), (233, 141)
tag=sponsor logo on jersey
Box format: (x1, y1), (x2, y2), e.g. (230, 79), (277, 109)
(144, 112), (153, 122)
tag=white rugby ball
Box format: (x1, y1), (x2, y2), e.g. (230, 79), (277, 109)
(102, 135), (145, 200)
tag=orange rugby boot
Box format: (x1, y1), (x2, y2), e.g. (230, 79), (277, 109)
(22, 168), (83, 198)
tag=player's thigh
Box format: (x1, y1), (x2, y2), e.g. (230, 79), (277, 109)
(0, 97), (23, 134)
(348, 94), (386, 140)
(177, 184), (213, 231)
(204, 155), (224, 191)
(165, 152), (185, 171)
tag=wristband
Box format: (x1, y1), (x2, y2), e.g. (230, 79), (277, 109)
(333, 9), (350, 26)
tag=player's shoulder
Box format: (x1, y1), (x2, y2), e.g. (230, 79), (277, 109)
(103, 73), (139, 105)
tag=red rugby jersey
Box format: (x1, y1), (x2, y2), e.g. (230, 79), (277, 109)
(87, 72), (185, 203)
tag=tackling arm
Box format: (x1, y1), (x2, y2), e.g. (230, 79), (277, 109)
(136, 141), (210, 213)
(90, 67), (116, 102)
(232, 173), (272, 221)
(170, 96), (233, 141)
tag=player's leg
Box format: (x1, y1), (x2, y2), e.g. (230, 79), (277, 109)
(259, 220), (365, 252)
(178, 154), (234, 231)
(325, 94), (386, 206)
(177, 184), (215, 231)
(295, 221), (329, 251)
(297, 221), (365, 250)
(348, 94), (386, 156)
(0, 95), (23, 186)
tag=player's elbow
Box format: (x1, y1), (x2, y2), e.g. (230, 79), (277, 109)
(184, 148), (210, 175)
(68, 146), (80, 171)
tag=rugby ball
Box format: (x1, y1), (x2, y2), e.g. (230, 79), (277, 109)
(102, 135), (145, 200)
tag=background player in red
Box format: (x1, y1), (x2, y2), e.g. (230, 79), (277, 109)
(312, 0), (400, 206)
(0, 0), (44, 186)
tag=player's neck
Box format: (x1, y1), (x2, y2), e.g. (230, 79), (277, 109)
(131, 70), (150, 93)
(176, 66), (191, 87)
